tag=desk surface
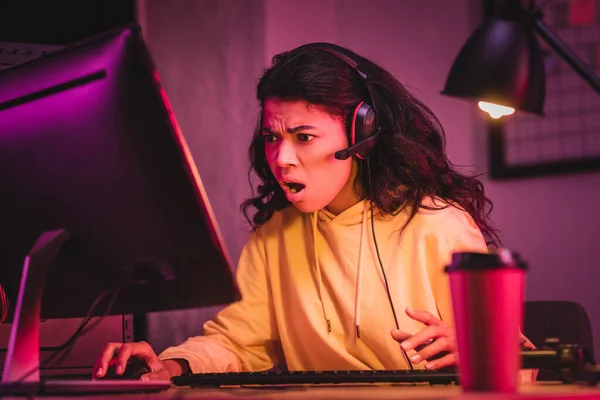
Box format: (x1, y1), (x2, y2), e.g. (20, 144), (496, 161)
(20, 382), (600, 400)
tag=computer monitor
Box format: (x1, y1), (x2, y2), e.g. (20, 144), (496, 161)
(0, 23), (240, 392)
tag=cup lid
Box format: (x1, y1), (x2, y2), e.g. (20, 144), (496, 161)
(444, 249), (527, 272)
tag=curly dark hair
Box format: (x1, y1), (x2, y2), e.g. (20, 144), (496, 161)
(241, 44), (500, 247)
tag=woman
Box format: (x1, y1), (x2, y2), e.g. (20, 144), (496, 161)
(93, 42), (523, 380)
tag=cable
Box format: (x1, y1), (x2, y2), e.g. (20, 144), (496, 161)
(39, 285), (119, 353)
(41, 283), (124, 369)
(2, 282), (124, 391)
(0, 285), (115, 355)
(365, 158), (414, 370)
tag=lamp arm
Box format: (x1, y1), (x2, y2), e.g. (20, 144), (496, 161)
(532, 14), (600, 95)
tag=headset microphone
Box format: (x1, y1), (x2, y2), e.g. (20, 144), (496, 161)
(334, 128), (382, 160)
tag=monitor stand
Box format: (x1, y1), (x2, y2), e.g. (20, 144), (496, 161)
(0, 230), (170, 396)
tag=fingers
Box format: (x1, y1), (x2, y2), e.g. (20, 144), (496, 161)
(93, 342), (123, 378)
(423, 351), (458, 370)
(400, 324), (448, 353)
(397, 317), (457, 369)
(133, 341), (163, 372)
(390, 329), (412, 343)
(409, 336), (453, 365)
(405, 306), (446, 327)
(519, 333), (536, 350)
(92, 341), (161, 379)
(115, 344), (133, 375)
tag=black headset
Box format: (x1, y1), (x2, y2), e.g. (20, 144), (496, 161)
(288, 43), (383, 160)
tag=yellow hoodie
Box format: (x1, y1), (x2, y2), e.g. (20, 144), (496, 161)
(158, 198), (494, 372)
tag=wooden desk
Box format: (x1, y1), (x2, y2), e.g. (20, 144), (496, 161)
(21, 382), (600, 400)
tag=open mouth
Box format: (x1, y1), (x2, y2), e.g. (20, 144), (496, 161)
(283, 181), (306, 194)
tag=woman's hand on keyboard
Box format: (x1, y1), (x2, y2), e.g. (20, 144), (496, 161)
(390, 307), (457, 370)
(93, 341), (183, 380)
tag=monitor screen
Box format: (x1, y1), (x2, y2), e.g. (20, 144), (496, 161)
(0, 24), (240, 322)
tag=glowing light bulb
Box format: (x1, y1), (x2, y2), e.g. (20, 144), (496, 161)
(478, 101), (515, 119)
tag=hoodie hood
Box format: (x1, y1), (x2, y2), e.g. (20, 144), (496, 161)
(316, 199), (381, 226)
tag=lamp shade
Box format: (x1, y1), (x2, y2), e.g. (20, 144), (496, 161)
(442, 16), (546, 115)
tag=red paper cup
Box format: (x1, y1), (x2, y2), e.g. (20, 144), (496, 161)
(445, 250), (527, 393)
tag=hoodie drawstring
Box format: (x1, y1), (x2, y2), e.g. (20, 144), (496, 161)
(312, 201), (371, 337)
(312, 212), (332, 333)
(354, 200), (370, 339)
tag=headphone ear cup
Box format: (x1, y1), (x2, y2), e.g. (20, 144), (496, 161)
(350, 102), (377, 159)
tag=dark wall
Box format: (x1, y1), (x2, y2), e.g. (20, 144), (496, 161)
(0, 0), (135, 45)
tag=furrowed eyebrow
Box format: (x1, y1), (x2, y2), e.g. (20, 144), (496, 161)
(287, 125), (316, 133)
(260, 125), (316, 134)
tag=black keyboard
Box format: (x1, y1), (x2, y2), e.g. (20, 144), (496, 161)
(172, 369), (458, 387)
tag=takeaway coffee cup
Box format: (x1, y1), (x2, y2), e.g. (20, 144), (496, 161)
(445, 249), (527, 393)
